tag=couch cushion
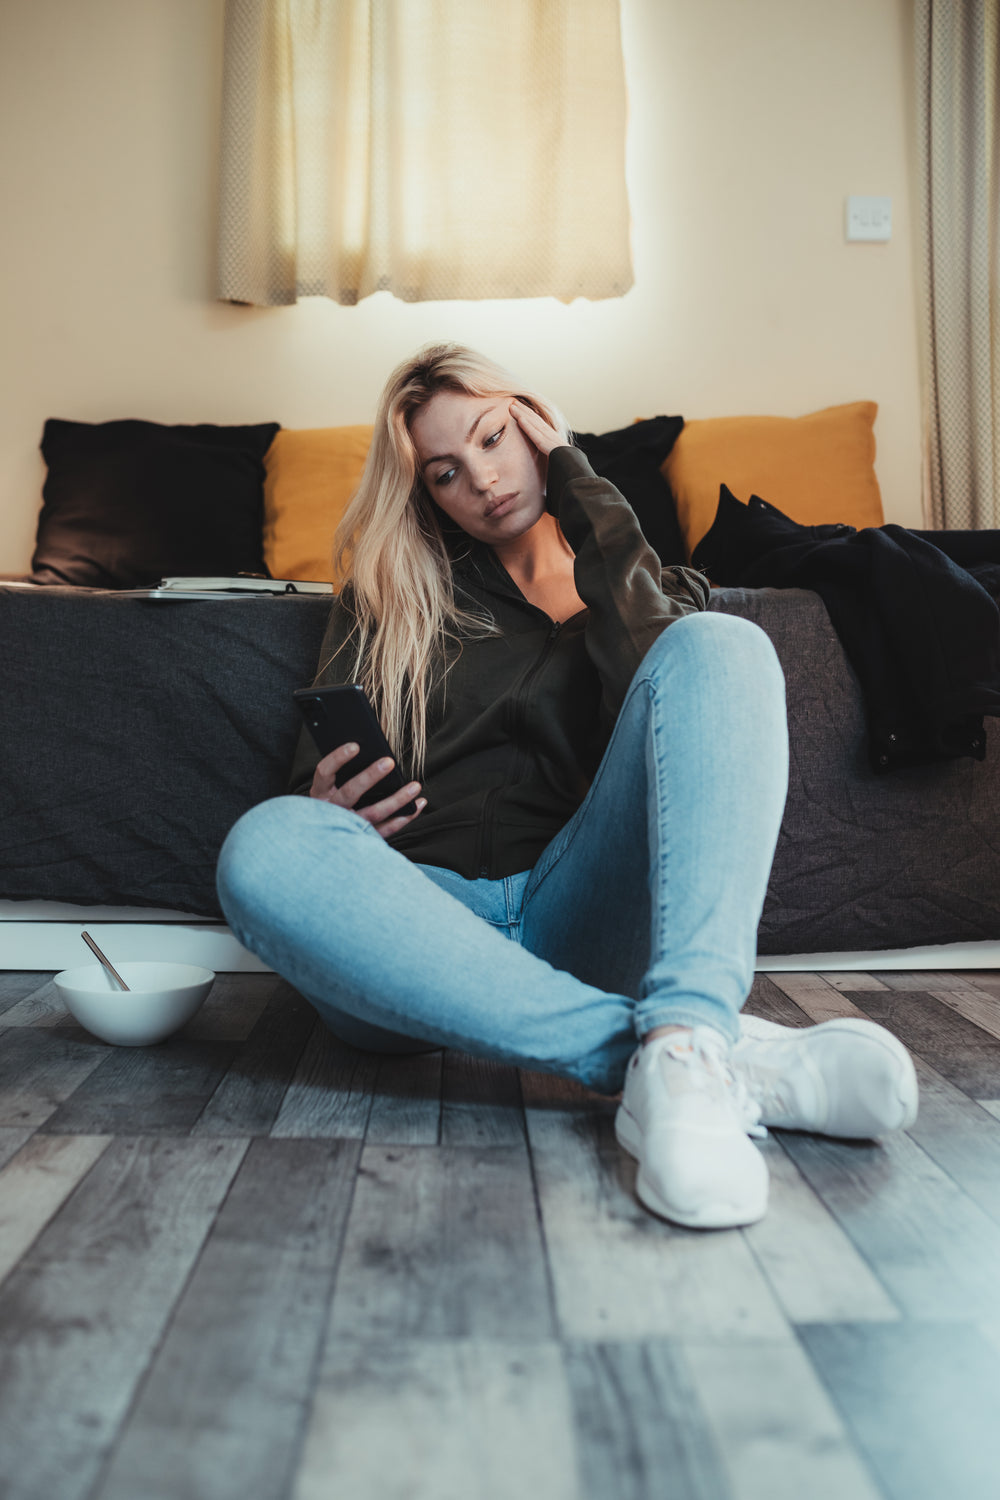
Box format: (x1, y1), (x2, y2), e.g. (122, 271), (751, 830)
(0, 587), (331, 915)
(31, 418), (279, 588)
(665, 401), (884, 557)
(264, 416), (688, 583)
(263, 425), (374, 584)
(3, 583), (999, 951)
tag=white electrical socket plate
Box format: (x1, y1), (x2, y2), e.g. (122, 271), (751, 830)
(846, 195), (891, 242)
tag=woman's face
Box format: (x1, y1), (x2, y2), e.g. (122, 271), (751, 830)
(409, 389), (548, 544)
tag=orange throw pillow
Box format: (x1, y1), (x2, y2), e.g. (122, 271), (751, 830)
(263, 425), (373, 584)
(664, 401), (884, 559)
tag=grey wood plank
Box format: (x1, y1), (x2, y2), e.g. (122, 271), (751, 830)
(931, 984), (1000, 1042)
(441, 1051), (525, 1146)
(564, 1340), (730, 1500)
(192, 983), (317, 1137)
(176, 971), (277, 1041)
(329, 1144), (553, 1340)
(525, 1106), (791, 1342)
(0, 1134), (110, 1287)
(365, 1049), (442, 1146)
(799, 1320), (1000, 1500)
(0, 970), (54, 999)
(519, 1068), (610, 1111)
(682, 1337), (883, 1500)
(896, 1055), (1000, 1226)
(777, 1127), (1000, 1319)
(961, 968), (1000, 998)
(765, 970), (861, 1022)
(0, 972), (61, 1020)
(93, 1137), (361, 1500)
(823, 971), (891, 991)
(0, 1136), (247, 1500)
(38, 1036), (239, 1135)
(743, 1137), (900, 1325)
(0, 1127), (34, 1172)
(0, 976), (72, 1028)
(877, 968), (983, 992)
(741, 973), (812, 1027)
(296, 1339), (580, 1500)
(847, 987), (1000, 1098)
(978, 1099), (1000, 1121)
(270, 1024), (380, 1139)
(0, 1027), (109, 1127)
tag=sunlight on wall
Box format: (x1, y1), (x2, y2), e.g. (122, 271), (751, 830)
(0, 0), (921, 571)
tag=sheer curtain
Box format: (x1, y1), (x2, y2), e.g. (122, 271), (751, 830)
(916, 0), (1000, 527)
(217, 0), (633, 306)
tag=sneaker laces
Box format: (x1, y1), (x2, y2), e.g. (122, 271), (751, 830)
(664, 1027), (767, 1140)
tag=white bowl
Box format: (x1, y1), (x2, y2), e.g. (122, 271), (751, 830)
(53, 961), (215, 1046)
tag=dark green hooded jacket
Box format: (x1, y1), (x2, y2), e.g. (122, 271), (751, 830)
(289, 444), (710, 879)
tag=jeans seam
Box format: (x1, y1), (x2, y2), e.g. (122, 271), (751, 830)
(648, 673), (671, 1015)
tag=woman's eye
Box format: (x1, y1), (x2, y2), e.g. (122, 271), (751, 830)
(483, 426), (505, 449)
(434, 467), (457, 487)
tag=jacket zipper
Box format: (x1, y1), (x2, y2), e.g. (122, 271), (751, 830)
(478, 617), (563, 877)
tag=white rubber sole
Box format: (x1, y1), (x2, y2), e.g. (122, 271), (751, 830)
(615, 1102), (768, 1230)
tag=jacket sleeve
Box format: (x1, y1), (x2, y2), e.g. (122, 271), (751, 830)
(286, 596), (360, 795)
(547, 444), (711, 724)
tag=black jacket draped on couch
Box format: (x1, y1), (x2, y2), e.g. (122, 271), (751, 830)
(692, 486), (1000, 772)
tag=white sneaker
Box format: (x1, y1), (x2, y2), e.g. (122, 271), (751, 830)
(615, 1027), (769, 1230)
(733, 1013), (919, 1138)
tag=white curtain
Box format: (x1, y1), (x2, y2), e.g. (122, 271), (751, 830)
(916, 0), (1000, 527)
(217, 0), (633, 306)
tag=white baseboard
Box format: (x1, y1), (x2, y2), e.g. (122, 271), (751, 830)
(756, 941), (1000, 972)
(0, 900), (225, 921)
(1, 903), (998, 974)
(0, 903), (267, 971)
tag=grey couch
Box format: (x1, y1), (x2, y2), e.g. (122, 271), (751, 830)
(2, 582), (998, 955)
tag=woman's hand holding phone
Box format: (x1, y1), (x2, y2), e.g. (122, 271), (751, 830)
(309, 743), (426, 839)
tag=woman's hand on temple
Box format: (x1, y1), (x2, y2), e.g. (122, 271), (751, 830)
(509, 399), (565, 458)
(309, 742), (426, 839)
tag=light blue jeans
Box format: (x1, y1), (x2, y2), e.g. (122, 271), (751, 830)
(216, 612), (788, 1095)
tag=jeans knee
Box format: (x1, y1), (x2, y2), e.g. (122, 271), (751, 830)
(216, 794), (362, 918)
(642, 610), (784, 695)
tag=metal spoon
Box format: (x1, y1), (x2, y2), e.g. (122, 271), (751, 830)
(81, 931), (130, 991)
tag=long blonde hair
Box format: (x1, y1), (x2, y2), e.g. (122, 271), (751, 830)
(328, 343), (570, 776)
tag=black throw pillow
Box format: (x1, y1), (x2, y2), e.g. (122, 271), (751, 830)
(31, 418), (281, 588)
(572, 415), (687, 567)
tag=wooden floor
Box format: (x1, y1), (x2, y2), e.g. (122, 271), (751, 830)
(1, 968), (1000, 1500)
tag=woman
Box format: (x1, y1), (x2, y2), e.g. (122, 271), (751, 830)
(217, 343), (918, 1230)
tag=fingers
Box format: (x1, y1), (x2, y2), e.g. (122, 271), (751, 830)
(309, 741), (364, 801)
(354, 776), (423, 824)
(357, 777), (427, 840)
(310, 744), (400, 806)
(338, 756), (406, 809)
(510, 399), (562, 457)
(367, 795), (428, 840)
(308, 743), (427, 841)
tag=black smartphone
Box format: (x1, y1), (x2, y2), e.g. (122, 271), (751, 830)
(293, 684), (419, 817)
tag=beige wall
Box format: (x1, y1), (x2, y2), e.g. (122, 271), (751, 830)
(0, 0), (922, 574)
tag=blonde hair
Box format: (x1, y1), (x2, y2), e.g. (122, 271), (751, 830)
(327, 343), (570, 777)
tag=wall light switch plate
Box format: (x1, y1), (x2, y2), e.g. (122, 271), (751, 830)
(846, 195), (892, 242)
